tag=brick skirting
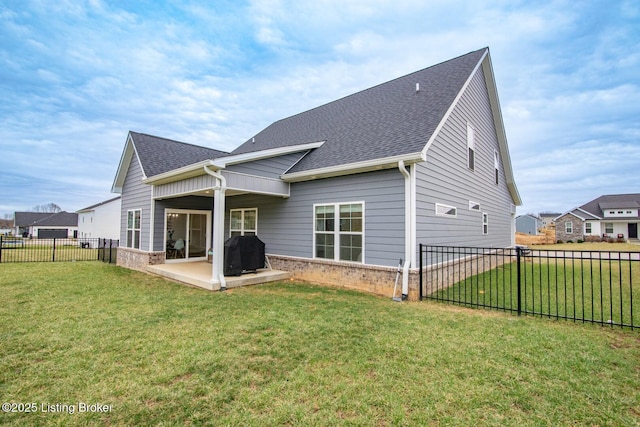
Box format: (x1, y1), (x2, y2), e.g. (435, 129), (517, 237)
(267, 254), (420, 300)
(117, 247), (165, 271)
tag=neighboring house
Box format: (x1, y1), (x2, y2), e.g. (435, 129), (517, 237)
(539, 212), (560, 229)
(112, 47), (521, 298)
(555, 194), (640, 242)
(77, 196), (122, 241)
(516, 214), (541, 235)
(13, 211), (79, 238)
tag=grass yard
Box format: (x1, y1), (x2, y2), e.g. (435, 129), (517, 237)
(433, 258), (640, 327)
(535, 242), (640, 252)
(0, 245), (100, 263)
(1, 262), (639, 426)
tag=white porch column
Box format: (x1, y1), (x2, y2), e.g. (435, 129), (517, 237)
(212, 186), (226, 290)
(204, 165), (227, 290)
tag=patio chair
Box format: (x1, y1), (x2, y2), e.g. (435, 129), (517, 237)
(174, 238), (185, 258)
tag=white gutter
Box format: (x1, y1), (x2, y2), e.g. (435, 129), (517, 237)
(398, 160), (411, 299)
(283, 152), (425, 183)
(213, 141), (325, 168)
(204, 164), (227, 290)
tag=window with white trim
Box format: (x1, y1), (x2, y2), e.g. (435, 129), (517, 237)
(494, 150), (500, 185)
(605, 223), (614, 234)
(126, 209), (141, 249)
(565, 221), (573, 234)
(467, 122), (475, 171)
(482, 213), (489, 235)
(314, 202), (363, 263)
(585, 222), (592, 234)
(435, 203), (457, 217)
(230, 208), (257, 237)
(469, 201), (481, 211)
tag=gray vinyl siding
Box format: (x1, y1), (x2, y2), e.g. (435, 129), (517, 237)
(416, 66), (515, 250)
(152, 196), (213, 251)
(120, 154), (152, 250)
(225, 168), (405, 267)
(225, 152), (306, 178)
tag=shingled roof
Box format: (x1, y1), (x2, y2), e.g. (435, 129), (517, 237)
(14, 211), (78, 227)
(231, 48), (488, 174)
(130, 132), (229, 178)
(579, 194), (640, 218)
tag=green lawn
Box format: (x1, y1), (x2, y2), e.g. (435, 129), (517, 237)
(1, 262), (639, 426)
(432, 258), (640, 327)
(0, 245), (100, 263)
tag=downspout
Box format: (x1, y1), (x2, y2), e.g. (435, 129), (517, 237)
(398, 160), (411, 300)
(204, 165), (227, 290)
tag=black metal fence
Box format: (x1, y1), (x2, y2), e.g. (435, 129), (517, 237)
(0, 237), (119, 264)
(419, 245), (639, 329)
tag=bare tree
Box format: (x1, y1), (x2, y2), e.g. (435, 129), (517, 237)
(31, 203), (62, 213)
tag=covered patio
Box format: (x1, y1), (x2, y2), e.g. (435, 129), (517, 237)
(145, 160), (292, 290)
(147, 262), (291, 290)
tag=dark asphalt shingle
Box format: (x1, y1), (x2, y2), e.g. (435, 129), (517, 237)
(130, 132), (229, 178)
(580, 194), (640, 218)
(231, 48), (487, 174)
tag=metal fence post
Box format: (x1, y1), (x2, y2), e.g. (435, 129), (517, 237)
(52, 238), (56, 262)
(0, 235), (3, 263)
(516, 246), (522, 316)
(419, 244), (423, 300)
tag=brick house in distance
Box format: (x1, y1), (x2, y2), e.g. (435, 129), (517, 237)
(555, 194), (640, 243)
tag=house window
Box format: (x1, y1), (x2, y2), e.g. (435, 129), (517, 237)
(585, 222), (592, 234)
(565, 222), (573, 234)
(230, 208), (257, 237)
(469, 201), (481, 211)
(126, 209), (141, 249)
(482, 213), (489, 235)
(494, 151), (499, 185)
(314, 202), (363, 263)
(435, 203), (457, 217)
(467, 122), (475, 171)
(605, 223), (614, 234)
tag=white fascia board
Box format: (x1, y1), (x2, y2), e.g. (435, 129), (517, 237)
(420, 49), (522, 207)
(575, 207), (602, 220)
(481, 53), (522, 206)
(142, 159), (218, 185)
(212, 141), (326, 168)
(421, 50), (487, 158)
(141, 141), (326, 186)
(557, 210), (587, 221)
(281, 152), (425, 182)
(111, 133), (145, 193)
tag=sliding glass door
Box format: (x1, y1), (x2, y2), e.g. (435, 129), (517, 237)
(165, 209), (211, 261)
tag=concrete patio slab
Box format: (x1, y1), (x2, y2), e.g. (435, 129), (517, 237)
(146, 262), (290, 291)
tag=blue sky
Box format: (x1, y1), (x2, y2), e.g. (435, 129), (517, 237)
(1, 0), (638, 218)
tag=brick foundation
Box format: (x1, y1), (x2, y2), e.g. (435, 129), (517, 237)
(267, 254), (420, 300)
(117, 247), (166, 271)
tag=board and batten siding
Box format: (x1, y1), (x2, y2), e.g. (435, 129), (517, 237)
(120, 154), (153, 250)
(225, 168), (405, 268)
(416, 65), (515, 250)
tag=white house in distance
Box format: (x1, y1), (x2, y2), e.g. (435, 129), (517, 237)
(77, 196), (122, 241)
(13, 211), (78, 238)
(555, 194), (640, 242)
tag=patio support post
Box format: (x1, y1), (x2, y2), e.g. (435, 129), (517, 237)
(204, 165), (227, 290)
